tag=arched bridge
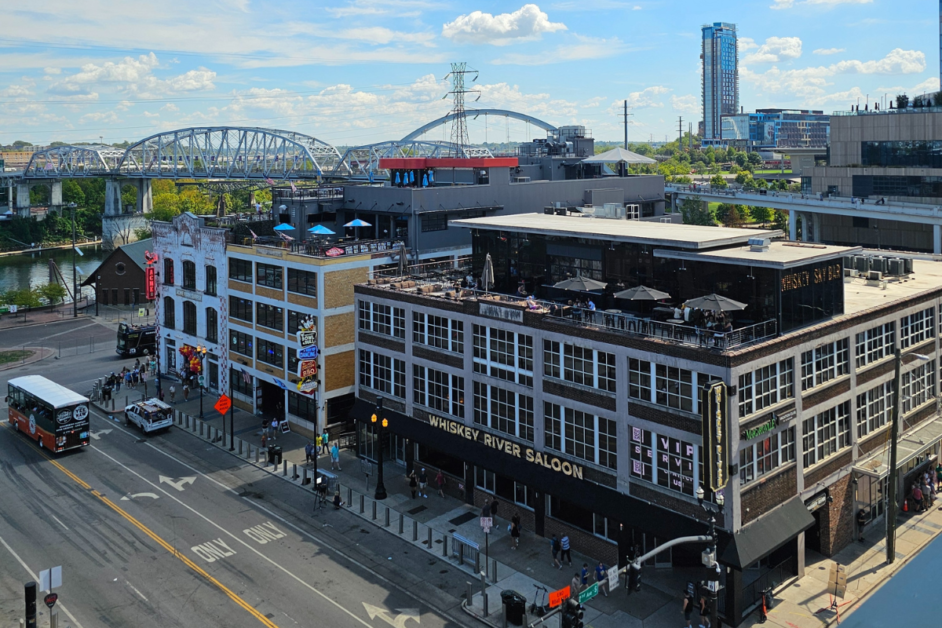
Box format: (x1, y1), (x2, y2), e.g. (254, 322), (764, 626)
(334, 140), (492, 178)
(401, 109), (558, 142)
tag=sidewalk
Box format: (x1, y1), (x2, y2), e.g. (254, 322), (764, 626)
(0, 309), (87, 330)
(137, 393), (942, 628)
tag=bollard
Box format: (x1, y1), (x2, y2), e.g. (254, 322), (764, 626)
(292, 463), (298, 480)
(442, 533), (448, 557)
(303, 467), (308, 485)
(239, 439), (243, 455)
(399, 513), (404, 534)
(50, 611), (58, 628)
(199, 421), (204, 437)
(282, 460), (287, 476)
(359, 494), (365, 513)
(413, 519), (418, 541)
(372, 501), (377, 520)
(255, 447), (260, 464)
(491, 558), (498, 583)
(481, 571), (488, 617)
(111, 398), (115, 411)
(466, 582), (474, 607)
(427, 527), (432, 548)
(348, 487), (353, 506)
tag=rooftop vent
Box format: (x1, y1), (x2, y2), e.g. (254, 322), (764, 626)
(748, 237), (771, 252)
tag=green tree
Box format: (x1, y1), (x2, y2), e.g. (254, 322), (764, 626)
(750, 206), (772, 223)
(150, 193), (180, 222)
(754, 178), (769, 189)
(62, 180), (86, 207)
(772, 210), (789, 232)
(734, 153), (747, 168)
(721, 204), (746, 227)
(38, 282), (67, 307)
(747, 152), (762, 167)
(134, 226), (153, 240)
(12, 287), (42, 311)
(709, 174), (728, 189)
(120, 184), (138, 212)
(679, 197), (715, 226)
(735, 171), (753, 186)
(11, 140), (32, 148)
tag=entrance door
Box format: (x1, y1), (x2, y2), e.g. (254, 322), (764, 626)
(806, 510), (823, 554)
(394, 436), (406, 465)
(358, 421), (377, 462)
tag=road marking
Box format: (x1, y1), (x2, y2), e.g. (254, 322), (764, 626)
(243, 522), (287, 545)
(120, 492), (160, 501)
(89, 429), (112, 440)
(191, 538), (237, 563)
(51, 515), (70, 531)
(158, 475), (196, 491)
(0, 531), (85, 628)
(363, 603), (421, 628)
(125, 580), (149, 602)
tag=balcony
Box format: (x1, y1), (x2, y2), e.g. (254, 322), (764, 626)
(236, 236), (403, 260)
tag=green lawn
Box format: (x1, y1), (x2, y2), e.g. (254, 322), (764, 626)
(0, 350), (33, 365)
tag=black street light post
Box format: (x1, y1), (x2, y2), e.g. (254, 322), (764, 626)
(697, 486), (725, 628)
(197, 345), (208, 418)
(95, 274), (100, 317)
(69, 202), (78, 318)
(372, 396), (388, 500)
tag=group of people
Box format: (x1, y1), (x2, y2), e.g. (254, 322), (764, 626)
(909, 465), (942, 512)
(102, 358), (154, 400)
(303, 433), (342, 471)
(409, 467), (446, 499)
(569, 561), (613, 600)
(682, 585), (714, 628)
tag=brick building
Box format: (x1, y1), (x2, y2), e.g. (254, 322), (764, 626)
(83, 238), (151, 307)
(352, 212), (942, 625)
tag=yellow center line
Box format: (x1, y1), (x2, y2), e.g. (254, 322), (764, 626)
(3, 425), (279, 628)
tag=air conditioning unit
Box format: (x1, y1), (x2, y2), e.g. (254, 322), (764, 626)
(868, 270), (883, 281)
(888, 258), (903, 276)
(748, 237), (771, 252)
(844, 268), (859, 278)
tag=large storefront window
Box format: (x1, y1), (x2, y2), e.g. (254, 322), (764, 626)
(630, 427), (697, 496)
(853, 174), (942, 199)
(861, 141), (942, 169)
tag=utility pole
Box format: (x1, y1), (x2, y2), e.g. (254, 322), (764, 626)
(71, 203), (78, 318)
(619, 101), (633, 149)
(689, 123), (693, 152)
(678, 117), (684, 151)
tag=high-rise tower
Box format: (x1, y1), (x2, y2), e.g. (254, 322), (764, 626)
(702, 22), (739, 141)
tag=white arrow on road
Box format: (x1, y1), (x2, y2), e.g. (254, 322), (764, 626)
(89, 429), (113, 440)
(158, 476), (196, 492)
(363, 603), (420, 628)
(120, 493), (160, 501)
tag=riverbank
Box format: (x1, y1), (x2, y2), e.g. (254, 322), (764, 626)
(0, 239), (102, 257)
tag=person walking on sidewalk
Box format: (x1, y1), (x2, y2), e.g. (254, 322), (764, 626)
(270, 418), (279, 441)
(169, 384), (175, 403)
(550, 535), (562, 569)
(560, 534), (572, 566)
(330, 443), (341, 470)
(408, 470), (418, 499)
(682, 590), (695, 628)
(418, 468), (428, 498)
(510, 512), (521, 549)
(570, 572), (581, 600)
(581, 563), (589, 588)
(595, 561), (609, 597)
(261, 432), (268, 450)
(321, 430), (329, 455)
(481, 499), (490, 519)
(182, 382), (190, 402)
(489, 498), (499, 524)
(436, 470), (445, 497)
(699, 593), (710, 628)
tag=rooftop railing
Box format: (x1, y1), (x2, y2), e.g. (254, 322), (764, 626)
(243, 237), (402, 259)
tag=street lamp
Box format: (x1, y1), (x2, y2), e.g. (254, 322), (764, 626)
(69, 202), (78, 318)
(196, 345), (208, 418)
(886, 349), (931, 564)
(96, 274), (101, 317)
(372, 397), (388, 500)
(697, 486), (725, 628)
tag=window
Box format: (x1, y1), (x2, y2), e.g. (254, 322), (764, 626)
(900, 308), (935, 349)
(256, 303), (284, 331)
(256, 263), (283, 289)
(628, 358), (651, 400)
(358, 351), (406, 399)
(205, 265), (217, 296)
(413, 312), (464, 353)
(861, 141), (942, 169)
(473, 326), (533, 386)
(738, 359), (794, 417)
(163, 296), (175, 329)
(902, 360), (936, 414)
(229, 258), (252, 282)
(472, 382), (534, 442)
(598, 417), (617, 471)
(287, 268), (317, 297)
(631, 427), (696, 495)
(288, 391), (317, 420)
(800, 338), (849, 391)
(182, 301), (197, 335)
(287, 310), (308, 334)
(205, 308), (218, 343)
(288, 347), (299, 375)
(229, 330), (253, 357)
(543, 402), (616, 469)
(655, 365), (693, 412)
(230, 296), (253, 323)
(181, 260), (197, 290)
(542, 340), (616, 393)
(855, 322), (894, 368)
(230, 367), (252, 397)
(564, 408), (596, 464)
(422, 215), (448, 232)
(163, 258), (175, 285)
(358, 301), (405, 339)
(256, 338), (284, 368)
(856, 381), (892, 437)
(413, 365), (464, 417)
(544, 402), (562, 452)
(739, 427), (796, 485)
(802, 401), (851, 468)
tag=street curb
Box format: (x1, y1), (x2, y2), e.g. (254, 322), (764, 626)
(0, 346), (55, 371)
(0, 314), (91, 333)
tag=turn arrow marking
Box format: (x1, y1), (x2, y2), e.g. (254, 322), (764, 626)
(363, 603), (420, 628)
(158, 475), (196, 492)
(89, 429), (113, 440)
(120, 493), (160, 501)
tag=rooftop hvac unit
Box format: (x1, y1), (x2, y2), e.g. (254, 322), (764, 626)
(887, 258), (903, 276)
(855, 256), (870, 274)
(843, 255), (855, 268)
(544, 206), (555, 215)
(870, 257), (887, 273)
(555, 206), (567, 216)
(844, 268), (859, 278)
(748, 237), (771, 252)
(904, 258), (914, 274)
(868, 270), (883, 281)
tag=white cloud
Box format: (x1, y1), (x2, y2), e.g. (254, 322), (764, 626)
(671, 94), (699, 114)
(742, 36), (802, 64)
(738, 37), (758, 52)
(43, 67), (62, 75)
(161, 103), (180, 112)
(46, 52), (216, 99)
(326, 0), (433, 18)
(619, 86), (670, 109)
(1, 84), (33, 98)
(813, 48), (845, 55)
(831, 48), (924, 74)
(772, 0), (873, 9)
(493, 35), (625, 65)
(442, 4), (567, 46)
(143, 111), (160, 118)
(79, 111), (119, 124)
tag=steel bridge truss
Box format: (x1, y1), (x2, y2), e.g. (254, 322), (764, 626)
(334, 140), (492, 178)
(116, 127), (349, 180)
(25, 145), (126, 178)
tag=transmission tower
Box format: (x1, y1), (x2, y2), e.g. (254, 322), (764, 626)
(443, 62), (480, 155)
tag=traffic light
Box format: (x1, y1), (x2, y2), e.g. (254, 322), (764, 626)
(628, 565), (642, 593)
(571, 601), (585, 628)
(560, 602), (573, 628)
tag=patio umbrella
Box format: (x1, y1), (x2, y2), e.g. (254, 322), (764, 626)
(394, 172), (401, 186)
(344, 218), (372, 240)
(481, 253), (495, 294)
(613, 285), (671, 301)
(273, 223), (295, 231)
(428, 170), (434, 183)
(396, 242), (409, 277)
(308, 225), (335, 235)
(422, 173), (428, 188)
(553, 275), (608, 292)
(685, 293), (748, 311)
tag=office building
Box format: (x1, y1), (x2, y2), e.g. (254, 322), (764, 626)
(702, 22), (739, 141)
(353, 211), (942, 625)
(721, 109), (829, 150)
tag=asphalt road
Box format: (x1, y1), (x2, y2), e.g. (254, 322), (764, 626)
(0, 320), (477, 628)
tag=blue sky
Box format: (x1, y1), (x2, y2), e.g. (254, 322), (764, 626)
(0, 0), (936, 147)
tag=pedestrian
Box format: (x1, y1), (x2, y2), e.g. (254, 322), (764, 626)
(115, 372), (122, 392)
(595, 561), (609, 597)
(261, 432), (268, 449)
(560, 534), (572, 565)
(169, 384), (175, 402)
(489, 498), (499, 521)
(132, 369), (140, 386)
(436, 470), (445, 497)
(270, 417), (279, 440)
(550, 534), (562, 569)
(481, 498), (490, 518)
(913, 484), (924, 512)
(418, 468), (428, 498)
(305, 442), (315, 464)
(182, 383), (190, 402)
(125, 371), (133, 389)
(409, 470), (418, 499)
(699, 593), (710, 628)
(581, 563), (589, 587)
(570, 572), (581, 600)
(682, 590), (695, 628)
(511, 512), (521, 549)
(134, 358), (141, 371)
(330, 443), (341, 470)
(321, 430), (329, 455)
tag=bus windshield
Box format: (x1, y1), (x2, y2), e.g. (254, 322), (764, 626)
(7, 375), (90, 453)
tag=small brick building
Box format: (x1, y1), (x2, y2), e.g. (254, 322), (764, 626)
(83, 239), (151, 307)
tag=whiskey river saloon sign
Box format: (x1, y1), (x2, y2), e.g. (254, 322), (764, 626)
(429, 415), (584, 479)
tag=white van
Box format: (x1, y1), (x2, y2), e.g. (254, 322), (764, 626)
(124, 399), (173, 433)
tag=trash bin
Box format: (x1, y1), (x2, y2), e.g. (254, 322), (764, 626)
(267, 445), (277, 465)
(501, 590), (526, 626)
(273, 445), (283, 466)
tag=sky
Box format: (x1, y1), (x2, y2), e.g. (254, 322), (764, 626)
(0, 0), (937, 148)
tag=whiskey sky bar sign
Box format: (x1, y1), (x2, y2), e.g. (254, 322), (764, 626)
(701, 381), (730, 491)
(429, 414), (584, 479)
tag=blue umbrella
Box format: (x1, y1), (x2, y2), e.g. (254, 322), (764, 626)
(344, 219), (372, 228)
(308, 225), (335, 235)
(422, 174), (428, 187)
(409, 171), (415, 184)
(428, 170), (434, 183)
(274, 223), (295, 231)
(394, 172), (401, 185)
(368, 171), (374, 183)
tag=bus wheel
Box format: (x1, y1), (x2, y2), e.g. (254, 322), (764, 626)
(143, 349), (150, 355)
(37, 438), (43, 449)
(12, 421), (18, 431)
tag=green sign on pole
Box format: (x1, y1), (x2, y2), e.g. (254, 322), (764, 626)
(578, 582), (599, 604)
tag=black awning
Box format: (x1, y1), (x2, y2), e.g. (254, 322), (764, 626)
(719, 496), (815, 570)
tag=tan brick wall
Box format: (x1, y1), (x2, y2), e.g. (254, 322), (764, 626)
(324, 267), (368, 309)
(325, 350), (355, 391)
(231, 354), (253, 368)
(256, 286), (283, 301)
(287, 292), (318, 310)
(229, 279), (252, 294)
(324, 312), (355, 348)
(233, 398), (253, 413)
(256, 363), (284, 379)
(230, 318), (252, 330)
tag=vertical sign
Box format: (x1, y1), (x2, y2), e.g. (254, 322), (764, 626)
(700, 381), (729, 491)
(144, 250), (158, 301)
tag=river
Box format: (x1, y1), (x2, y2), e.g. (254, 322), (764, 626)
(0, 245), (110, 300)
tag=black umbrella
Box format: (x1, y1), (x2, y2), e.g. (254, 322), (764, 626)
(553, 275), (608, 292)
(684, 294), (748, 311)
(613, 285), (671, 301)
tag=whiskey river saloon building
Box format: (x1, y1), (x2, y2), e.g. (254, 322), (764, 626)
(352, 213), (942, 625)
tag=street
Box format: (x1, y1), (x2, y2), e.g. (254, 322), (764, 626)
(0, 318), (474, 628)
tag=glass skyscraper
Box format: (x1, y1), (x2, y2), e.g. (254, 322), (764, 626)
(702, 22), (739, 141)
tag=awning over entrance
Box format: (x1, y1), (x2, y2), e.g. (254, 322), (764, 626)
(854, 415), (942, 479)
(719, 496), (815, 570)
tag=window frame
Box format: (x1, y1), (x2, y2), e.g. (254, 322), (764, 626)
(256, 263), (284, 290)
(256, 338), (284, 368)
(229, 258), (253, 283)
(287, 268), (317, 297)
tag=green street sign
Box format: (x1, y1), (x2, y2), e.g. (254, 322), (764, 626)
(578, 582), (598, 604)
